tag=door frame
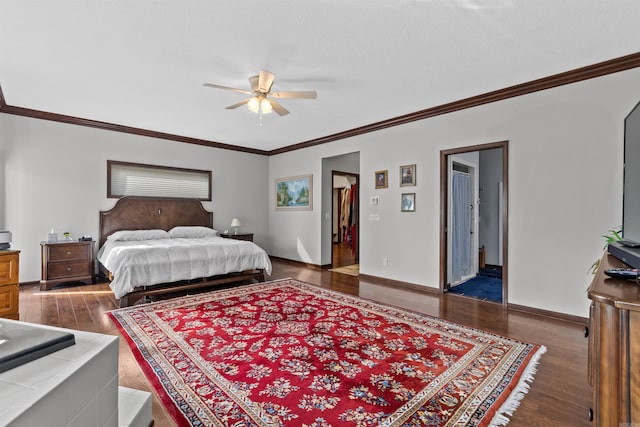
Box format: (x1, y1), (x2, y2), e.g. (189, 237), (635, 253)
(331, 170), (359, 267)
(440, 140), (509, 305)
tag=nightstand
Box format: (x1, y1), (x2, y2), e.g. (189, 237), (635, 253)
(0, 250), (20, 320)
(41, 240), (95, 291)
(219, 232), (254, 242)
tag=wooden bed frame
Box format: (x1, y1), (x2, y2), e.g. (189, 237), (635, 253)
(99, 196), (265, 307)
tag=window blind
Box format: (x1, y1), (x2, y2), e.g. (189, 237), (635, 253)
(109, 161), (211, 200)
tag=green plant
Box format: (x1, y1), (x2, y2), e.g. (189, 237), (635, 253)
(601, 227), (623, 249)
(590, 227), (622, 274)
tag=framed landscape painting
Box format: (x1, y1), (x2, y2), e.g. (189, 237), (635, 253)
(275, 174), (313, 210)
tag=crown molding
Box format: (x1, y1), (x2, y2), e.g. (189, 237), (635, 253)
(2, 51), (640, 156)
(268, 51), (640, 155)
(0, 92), (269, 156)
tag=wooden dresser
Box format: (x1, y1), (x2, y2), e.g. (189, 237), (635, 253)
(40, 240), (95, 291)
(587, 252), (640, 425)
(0, 250), (20, 320)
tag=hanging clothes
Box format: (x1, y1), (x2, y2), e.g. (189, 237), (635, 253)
(349, 183), (358, 256)
(340, 187), (351, 242)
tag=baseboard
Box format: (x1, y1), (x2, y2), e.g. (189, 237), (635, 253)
(360, 273), (587, 324)
(18, 280), (40, 287)
(358, 274), (440, 295)
(268, 256), (324, 270)
(507, 303), (588, 326)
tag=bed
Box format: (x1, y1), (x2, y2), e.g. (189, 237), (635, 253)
(98, 197), (271, 307)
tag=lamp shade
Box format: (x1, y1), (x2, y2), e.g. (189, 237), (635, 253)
(230, 218), (242, 227)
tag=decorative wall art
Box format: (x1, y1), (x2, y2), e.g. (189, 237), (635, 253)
(275, 174), (313, 210)
(400, 164), (416, 187)
(375, 170), (388, 189)
(401, 192), (416, 212)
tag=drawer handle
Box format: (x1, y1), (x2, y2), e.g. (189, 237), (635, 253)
(66, 251), (72, 255)
(67, 267), (72, 271)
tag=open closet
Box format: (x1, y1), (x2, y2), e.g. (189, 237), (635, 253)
(332, 172), (358, 268)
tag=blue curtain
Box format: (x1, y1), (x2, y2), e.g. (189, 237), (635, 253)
(451, 170), (472, 283)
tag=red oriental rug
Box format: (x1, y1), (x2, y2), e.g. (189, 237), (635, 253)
(108, 278), (545, 427)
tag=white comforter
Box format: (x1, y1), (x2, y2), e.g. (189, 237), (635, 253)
(98, 237), (272, 299)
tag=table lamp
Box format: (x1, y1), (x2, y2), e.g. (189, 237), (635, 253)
(230, 218), (242, 234)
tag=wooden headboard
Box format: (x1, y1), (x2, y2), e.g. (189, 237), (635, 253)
(99, 197), (213, 247)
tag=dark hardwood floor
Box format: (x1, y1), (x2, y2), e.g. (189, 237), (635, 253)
(18, 258), (591, 427)
(332, 241), (357, 267)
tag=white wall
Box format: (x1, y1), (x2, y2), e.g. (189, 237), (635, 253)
(0, 116), (7, 229)
(0, 114), (269, 283)
(3, 67), (638, 317)
(269, 67), (640, 317)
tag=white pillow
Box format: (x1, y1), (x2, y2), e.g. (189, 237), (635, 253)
(107, 229), (170, 241)
(169, 226), (218, 238)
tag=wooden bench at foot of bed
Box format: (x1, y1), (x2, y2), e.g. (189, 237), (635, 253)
(115, 269), (265, 307)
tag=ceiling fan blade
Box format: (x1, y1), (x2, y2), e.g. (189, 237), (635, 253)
(268, 99), (290, 116)
(225, 98), (251, 110)
(249, 75), (259, 92)
(270, 90), (317, 99)
(258, 70), (275, 93)
(203, 83), (253, 95)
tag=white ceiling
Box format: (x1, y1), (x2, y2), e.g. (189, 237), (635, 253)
(2, 1), (640, 152)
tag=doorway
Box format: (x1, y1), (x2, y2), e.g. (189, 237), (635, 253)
(440, 141), (508, 305)
(332, 171), (359, 268)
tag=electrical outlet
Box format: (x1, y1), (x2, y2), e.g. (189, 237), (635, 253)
(382, 257), (388, 266)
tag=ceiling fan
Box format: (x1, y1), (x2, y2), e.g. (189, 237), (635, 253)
(203, 69), (317, 116)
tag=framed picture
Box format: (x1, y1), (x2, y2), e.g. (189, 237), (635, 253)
(401, 193), (416, 212)
(400, 164), (416, 187)
(375, 170), (388, 189)
(275, 174), (313, 210)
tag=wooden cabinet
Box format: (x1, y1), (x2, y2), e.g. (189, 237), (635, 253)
(219, 232), (254, 242)
(587, 252), (640, 425)
(41, 241), (95, 291)
(0, 250), (20, 320)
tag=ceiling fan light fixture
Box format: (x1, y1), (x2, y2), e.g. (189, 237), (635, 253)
(247, 96), (273, 115)
(247, 96), (260, 113)
(204, 70), (314, 117)
(260, 98), (272, 114)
